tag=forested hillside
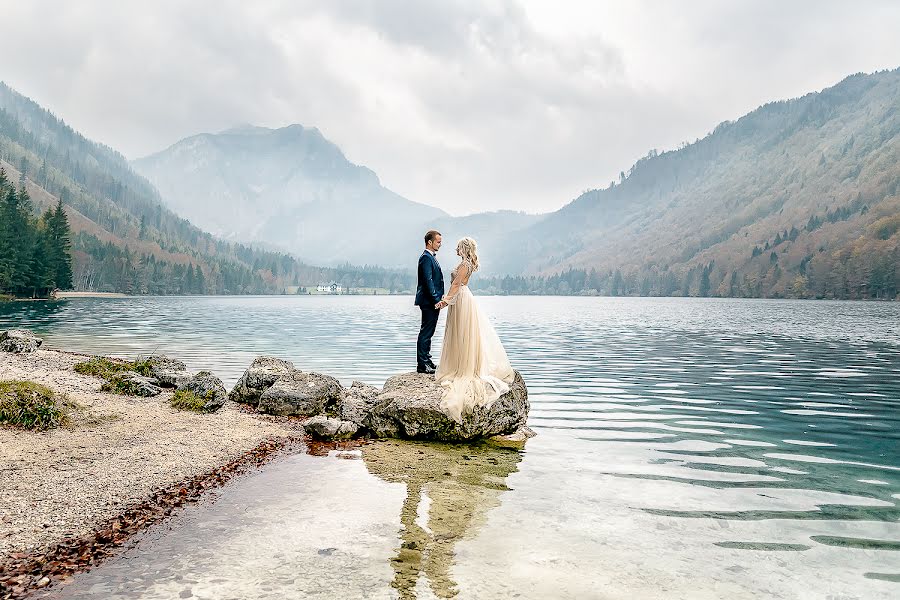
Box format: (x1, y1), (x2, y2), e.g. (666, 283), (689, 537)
(490, 69), (900, 299)
(2, 68), (897, 300)
(0, 169), (72, 298)
(0, 84), (413, 295)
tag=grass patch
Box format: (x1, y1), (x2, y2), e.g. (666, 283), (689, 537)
(99, 373), (153, 396)
(170, 389), (214, 412)
(0, 380), (69, 430)
(74, 357), (154, 379)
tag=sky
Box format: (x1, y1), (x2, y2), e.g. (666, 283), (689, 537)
(1, 0), (898, 216)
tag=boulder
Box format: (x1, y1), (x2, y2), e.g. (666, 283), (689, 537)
(0, 329), (43, 354)
(339, 381), (381, 426)
(304, 415), (359, 440)
(177, 371), (227, 412)
(154, 370), (194, 389)
(257, 370), (343, 417)
(146, 354), (191, 388)
(103, 371), (162, 397)
(364, 370), (529, 442)
(228, 356), (295, 405)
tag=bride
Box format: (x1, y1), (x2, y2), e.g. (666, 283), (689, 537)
(434, 237), (515, 422)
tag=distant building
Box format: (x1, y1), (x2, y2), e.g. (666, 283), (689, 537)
(316, 282), (343, 294)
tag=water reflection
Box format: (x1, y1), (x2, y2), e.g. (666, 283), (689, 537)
(361, 441), (522, 599)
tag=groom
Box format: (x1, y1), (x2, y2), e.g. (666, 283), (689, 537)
(415, 230), (445, 374)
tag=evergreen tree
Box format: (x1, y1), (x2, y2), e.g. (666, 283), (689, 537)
(42, 199), (73, 290)
(0, 172), (73, 296)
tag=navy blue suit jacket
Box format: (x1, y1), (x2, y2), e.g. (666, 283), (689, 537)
(415, 251), (445, 307)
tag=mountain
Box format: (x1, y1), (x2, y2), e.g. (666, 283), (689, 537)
(6, 66), (895, 300)
(132, 125), (449, 267)
(486, 68), (900, 299)
(0, 83), (414, 295)
(422, 210), (545, 274)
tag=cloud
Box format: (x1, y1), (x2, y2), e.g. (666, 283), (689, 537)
(1, 0), (898, 215)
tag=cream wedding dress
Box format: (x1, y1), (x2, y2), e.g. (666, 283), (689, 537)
(435, 259), (515, 422)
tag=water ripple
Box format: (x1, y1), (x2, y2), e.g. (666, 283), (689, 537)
(4, 296), (900, 597)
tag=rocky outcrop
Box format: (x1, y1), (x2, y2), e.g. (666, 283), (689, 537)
(304, 415), (359, 440)
(228, 356), (294, 405)
(339, 381), (381, 425)
(146, 354), (191, 388)
(364, 371), (529, 442)
(176, 371), (227, 412)
(257, 370), (343, 417)
(228, 355), (531, 443)
(0, 329), (43, 354)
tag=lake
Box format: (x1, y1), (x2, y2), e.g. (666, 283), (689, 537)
(2, 296), (899, 599)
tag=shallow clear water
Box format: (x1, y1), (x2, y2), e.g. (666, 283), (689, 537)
(3, 296), (899, 599)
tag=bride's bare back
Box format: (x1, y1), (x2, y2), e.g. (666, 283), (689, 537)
(435, 240), (514, 421)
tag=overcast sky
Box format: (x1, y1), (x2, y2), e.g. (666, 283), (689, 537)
(2, 1), (898, 215)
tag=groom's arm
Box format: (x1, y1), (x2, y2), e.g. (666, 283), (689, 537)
(419, 254), (439, 304)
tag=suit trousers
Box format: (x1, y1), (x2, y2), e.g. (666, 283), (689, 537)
(417, 305), (440, 367)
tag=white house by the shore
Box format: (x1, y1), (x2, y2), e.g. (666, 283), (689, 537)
(316, 282), (343, 294)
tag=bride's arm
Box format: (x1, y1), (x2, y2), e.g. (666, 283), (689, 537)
(436, 262), (472, 308)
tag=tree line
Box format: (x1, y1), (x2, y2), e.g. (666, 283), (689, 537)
(471, 247), (899, 301)
(0, 169), (73, 298)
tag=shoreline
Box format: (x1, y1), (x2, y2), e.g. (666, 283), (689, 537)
(2, 293), (898, 303)
(0, 437), (307, 599)
(52, 292), (130, 299)
(0, 347), (306, 598)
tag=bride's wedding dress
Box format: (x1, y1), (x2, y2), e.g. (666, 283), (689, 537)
(435, 259), (515, 422)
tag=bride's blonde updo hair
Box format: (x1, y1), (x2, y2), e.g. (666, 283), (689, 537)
(456, 237), (480, 271)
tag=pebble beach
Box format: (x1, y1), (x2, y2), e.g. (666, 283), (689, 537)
(0, 348), (301, 560)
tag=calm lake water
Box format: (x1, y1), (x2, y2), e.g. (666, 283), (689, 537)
(3, 296), (900, 599)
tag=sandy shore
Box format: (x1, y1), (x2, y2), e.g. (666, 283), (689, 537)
(0, 348), (301, 560)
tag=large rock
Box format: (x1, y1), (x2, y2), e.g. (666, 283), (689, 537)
(102, 371), (162, 397)
(339, 381), (381, 426)
(364, 371), (529, 442)
(304, 415), (359, 440)
(146, 354), (191, 388)
(257, 370), (343, 417)
(229, 356), (295, 406)
(177, 371), (227, 412)
(0, 329), (43, 354)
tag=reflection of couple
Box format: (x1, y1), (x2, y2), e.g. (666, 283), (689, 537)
(362, 440), (522, 600)
(414, 230), (515, 422)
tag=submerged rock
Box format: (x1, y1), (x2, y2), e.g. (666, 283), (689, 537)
(176, 371), (227, 412)
(304, 415), (359, 440)
(0, 329), (43, 354)
(488, 425), (537, 449)
(364, 371), (529, 442)
(228, 356), (295, 406)
(257, 370), (343, 417)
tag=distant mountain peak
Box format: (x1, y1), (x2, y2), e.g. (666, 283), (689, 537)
(131, 123), (448, 266)
(218, 123), (325, 139)
(219, 123), (271, 135)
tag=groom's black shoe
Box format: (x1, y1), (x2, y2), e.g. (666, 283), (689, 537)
(426, 359), (437, 370)
(417, 365), (436, 374)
